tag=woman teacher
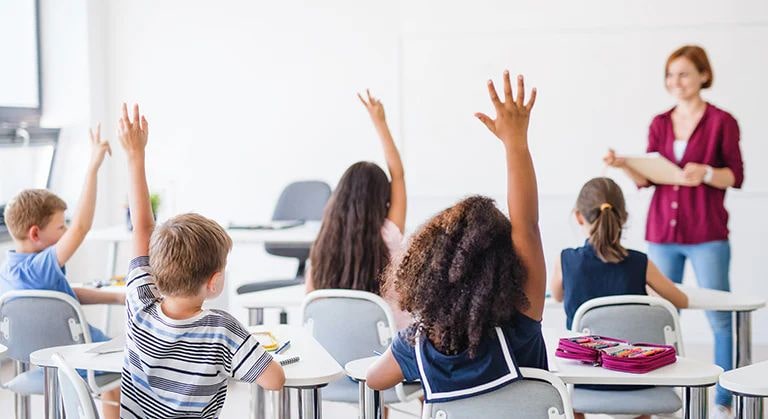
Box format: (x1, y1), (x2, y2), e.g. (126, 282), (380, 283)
(605, 45), (744, 417)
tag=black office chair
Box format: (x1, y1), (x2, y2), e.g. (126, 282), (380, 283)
(236, 181), (331, 297)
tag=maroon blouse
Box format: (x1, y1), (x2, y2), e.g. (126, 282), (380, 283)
(645, 103), (744, 244)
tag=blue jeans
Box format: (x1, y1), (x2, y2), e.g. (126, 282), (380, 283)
(648, 240), (732, 407)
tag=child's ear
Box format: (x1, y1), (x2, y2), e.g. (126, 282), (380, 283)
(28, 225), (40, 242)
(205, 271), (225, 295)
(574, 210), (585, 226)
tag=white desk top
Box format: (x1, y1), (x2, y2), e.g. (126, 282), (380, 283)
(679, 285), (765, 312)
(237, 284), (306, 309)
(719, 360), (768, 396)
(345, 356), (376, 381)
(250, 325), (344, 388)
(87, 222), (320, 246)
(0, 343), (8, 358)
(31, 325), (344, 389)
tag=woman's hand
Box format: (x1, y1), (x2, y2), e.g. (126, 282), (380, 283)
(682, 163), (708, 186)
(603, 148), (626, 168)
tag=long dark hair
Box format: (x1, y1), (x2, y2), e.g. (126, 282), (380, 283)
(385, 196), (529, 358)
(309, 161), (391, 293)
(575, 177), (629, 263)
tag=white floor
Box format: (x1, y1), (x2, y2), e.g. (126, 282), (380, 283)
(2, 344), (766, 419)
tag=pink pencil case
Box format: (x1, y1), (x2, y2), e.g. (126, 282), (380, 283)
(556, 335), (677, 374)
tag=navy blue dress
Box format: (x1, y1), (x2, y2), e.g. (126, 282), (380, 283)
(562, 241), (648, 330)
(391, 314), (547, 403)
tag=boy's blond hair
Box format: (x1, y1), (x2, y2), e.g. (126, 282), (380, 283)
(149, 213), (233, 296)
(3, 189), (67, 240)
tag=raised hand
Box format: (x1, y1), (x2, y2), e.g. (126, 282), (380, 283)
(357, 89), (386, 124)
(475, 71), (536, 148)
(118, 103), (149, 159)
(88, 123), (112, 169)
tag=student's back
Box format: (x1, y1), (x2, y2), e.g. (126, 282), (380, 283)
(561, 242), (648, 329)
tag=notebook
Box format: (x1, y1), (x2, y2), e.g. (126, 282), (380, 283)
(620, 152), (693, 186)
(275, 354), (300, 366)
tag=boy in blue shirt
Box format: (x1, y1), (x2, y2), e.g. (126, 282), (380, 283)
(0, 125), (123, 419)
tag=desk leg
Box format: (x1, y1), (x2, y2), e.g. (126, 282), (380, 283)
(734, 394), (764, 419)
(358, 381), (366, 419)
(248, 308), (264, 326)
(43, 366), (61, 419)
(297, 387), (322, 419)
(364, 385), (382, 419)
(249, 383), (266, 419)
(272, 388), (292, 419)
(735, 311), (752, 368)
(682, 386), (709, 419)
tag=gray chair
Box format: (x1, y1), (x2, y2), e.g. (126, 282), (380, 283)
(52, 353), (99, 419)
(0, 290), (120, 419)
(301, 289), (422, 408)
(569, 295), (685, 416)
(423, 367), (574, 419)
(236, 181), (331, 297)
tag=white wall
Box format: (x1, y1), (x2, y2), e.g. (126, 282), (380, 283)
(20, 0), (768, 343)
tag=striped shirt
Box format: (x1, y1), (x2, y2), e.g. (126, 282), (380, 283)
(120, 257), (272, 419)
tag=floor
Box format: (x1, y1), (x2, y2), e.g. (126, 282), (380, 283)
(1, 344), (765, 418)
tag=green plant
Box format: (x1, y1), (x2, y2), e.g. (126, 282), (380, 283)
(150, 193), (161, 216)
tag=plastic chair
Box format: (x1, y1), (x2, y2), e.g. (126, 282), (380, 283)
(569, 295), (685, 416)
(51, 353), (99, 419)
(423, 367), (574, 419)
(0, 290), (120, 419)
(301, 289), (422, 407)
(236, 181), (331, 296)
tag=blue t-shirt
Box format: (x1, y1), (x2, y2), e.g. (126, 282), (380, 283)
(562, 241), (648, 330)
(391, 313), (547, 403)
(0, 246), (108, 343)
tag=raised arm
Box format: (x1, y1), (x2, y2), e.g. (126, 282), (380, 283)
(358, 90), (406, 232)
(55, 124), (112, 266)
(475, 72), (546, 321)
(118, 103), (153, 257)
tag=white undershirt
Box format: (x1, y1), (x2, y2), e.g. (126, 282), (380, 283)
(673, 139), (687, 162)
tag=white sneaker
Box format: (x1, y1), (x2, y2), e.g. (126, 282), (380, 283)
(711, 405), (733, 419)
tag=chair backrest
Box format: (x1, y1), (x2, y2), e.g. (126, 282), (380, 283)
(0, 290), (92, 362)
(301, 289), (396, 366)
(425, 367), (574, 419)
(264, 181), (332, 265)
(52, 353), (99, 419)
(571, 295), (684, 355)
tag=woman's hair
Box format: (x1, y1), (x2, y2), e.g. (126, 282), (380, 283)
(385, 196), (529, 358)
(309, 161), (391, 293)
(666, 45), (713, 89)
(575, 177), (629, 263)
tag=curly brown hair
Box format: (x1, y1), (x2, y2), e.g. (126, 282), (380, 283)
(385, 196), (529, 357)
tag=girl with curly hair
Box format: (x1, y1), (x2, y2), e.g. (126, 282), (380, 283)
(306, 89), (410, 328)
(366, 72), (548, 403)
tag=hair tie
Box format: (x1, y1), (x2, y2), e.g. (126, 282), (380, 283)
(599, 203), (613, 212)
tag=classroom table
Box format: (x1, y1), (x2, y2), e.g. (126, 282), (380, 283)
(679, 285), (766, 368)
(30, 324), (343, 419)
(85, 222), (320, 334)
(719, 360), (768, 419)
(0, 343), (7, 358)
(344, 328), (723, 419)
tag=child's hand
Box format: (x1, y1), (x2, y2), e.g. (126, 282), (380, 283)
(88, 123), (112, 169)
(118, 103), (149, 159)
(357, 89), (386, 124)
(475, 71), (536, 148)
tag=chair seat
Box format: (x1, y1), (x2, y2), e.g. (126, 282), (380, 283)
(236, 277), (305, 295)
(572, 386), (682, 414)
(5, 368), (121, 396)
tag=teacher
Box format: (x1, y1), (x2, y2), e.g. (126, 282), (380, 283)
(605, 45), (744, 416)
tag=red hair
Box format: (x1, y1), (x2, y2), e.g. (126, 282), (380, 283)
(666, 45), (713, 89)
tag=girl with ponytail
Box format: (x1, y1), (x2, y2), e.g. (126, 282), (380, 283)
(550, 177), (688, 332)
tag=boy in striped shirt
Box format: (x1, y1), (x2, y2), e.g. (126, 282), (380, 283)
(117, 103), (285, 418)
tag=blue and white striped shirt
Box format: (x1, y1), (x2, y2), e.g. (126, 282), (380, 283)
(120, 257), (272, 418)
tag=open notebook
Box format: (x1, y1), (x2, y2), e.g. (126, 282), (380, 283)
(621, 152), (694, 186)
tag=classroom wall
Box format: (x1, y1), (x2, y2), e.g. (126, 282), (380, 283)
(22, 0), (768, 344)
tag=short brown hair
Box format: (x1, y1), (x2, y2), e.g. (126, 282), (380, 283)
(3, 189), (67, 240)
(575, 178), (629, 263)
(666, 45), (713, 89)
(149, 213), (233, 296)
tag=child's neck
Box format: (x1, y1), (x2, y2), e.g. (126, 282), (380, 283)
(161, 295), (205, 320)
(15, 240), (42, 254)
